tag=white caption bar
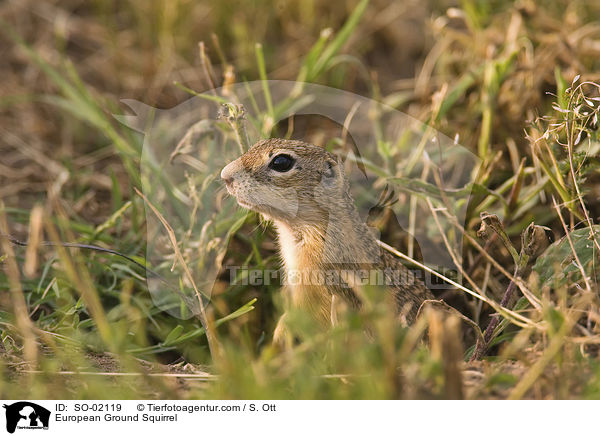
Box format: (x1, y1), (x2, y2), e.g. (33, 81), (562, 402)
(0, 400), (596, 435)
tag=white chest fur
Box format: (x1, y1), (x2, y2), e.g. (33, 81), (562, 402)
(274, 221), (299, 281)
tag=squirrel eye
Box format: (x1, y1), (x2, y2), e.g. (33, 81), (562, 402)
(268, 154), (295, 172)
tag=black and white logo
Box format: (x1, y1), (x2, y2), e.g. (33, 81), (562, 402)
(3, 402), (50, 433)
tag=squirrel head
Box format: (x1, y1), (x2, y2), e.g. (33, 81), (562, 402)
(221, 138), (346, 226)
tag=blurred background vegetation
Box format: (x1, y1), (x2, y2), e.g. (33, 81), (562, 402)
(1, 0), (600, 399)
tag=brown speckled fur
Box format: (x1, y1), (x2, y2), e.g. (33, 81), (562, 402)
(221, 139), (433, 346)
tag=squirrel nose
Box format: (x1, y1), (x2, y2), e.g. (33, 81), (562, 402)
(221, 174), (233, 187)
(220, 162), (236, 187)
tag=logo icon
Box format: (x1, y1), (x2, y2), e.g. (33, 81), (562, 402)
(3, 402), (50, 433)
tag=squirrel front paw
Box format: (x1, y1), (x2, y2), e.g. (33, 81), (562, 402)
(272, 313), (294, 350)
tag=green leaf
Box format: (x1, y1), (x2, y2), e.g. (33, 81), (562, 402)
(304, 0), (369, 83)
(164, 325), (184, 345)
(388, 177), (504, 204)
(533, 225), (600, 288)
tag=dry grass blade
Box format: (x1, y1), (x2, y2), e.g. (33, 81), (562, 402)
(24, 204), (43, 278)
(438, 207), (542, 309)
(552, 196), (593, 294)
(508, 306), (579, 400)
(134, 187), (219, 359)
(442, 316), (464, 399)
(425, 197), (484, 297)
(419, 299), (484, 344)
(0, 202), (38, 367)
(377, 240), (537, 328)
(22, 370), (217, 380)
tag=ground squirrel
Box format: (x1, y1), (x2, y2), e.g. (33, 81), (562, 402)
(221, 138), (433, 346)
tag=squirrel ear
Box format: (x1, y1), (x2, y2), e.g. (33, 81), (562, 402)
(323, 157), (337, 178)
